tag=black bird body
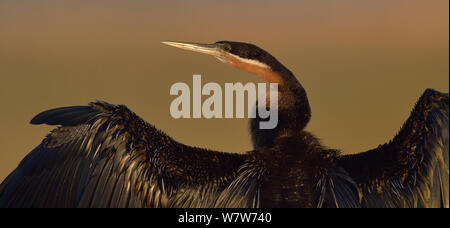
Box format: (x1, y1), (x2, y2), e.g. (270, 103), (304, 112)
(0, 41), (448, 208)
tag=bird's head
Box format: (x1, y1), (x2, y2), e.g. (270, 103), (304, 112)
(162, 41), (290, 86)
(163, 40), (311, 147)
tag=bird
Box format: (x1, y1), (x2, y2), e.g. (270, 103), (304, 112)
(0, 41), (448, 208)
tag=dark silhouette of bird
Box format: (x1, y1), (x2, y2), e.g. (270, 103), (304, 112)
(0, 41), (448, 208)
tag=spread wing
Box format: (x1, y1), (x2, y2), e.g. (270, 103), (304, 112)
(0, 102), (252, 208)
(338, 89), (449, 208)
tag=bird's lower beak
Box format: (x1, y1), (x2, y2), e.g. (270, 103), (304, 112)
(162, 41), (224, 58)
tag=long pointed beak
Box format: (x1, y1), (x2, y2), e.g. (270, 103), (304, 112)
(162, 41), (223, 57)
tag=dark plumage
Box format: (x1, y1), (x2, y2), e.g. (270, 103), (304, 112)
(0, 41), (448, 208)
(338, 89), (449, 207)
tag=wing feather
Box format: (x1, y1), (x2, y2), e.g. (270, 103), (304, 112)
(0, 101), (248, 208)
(338, 89), (449, 208)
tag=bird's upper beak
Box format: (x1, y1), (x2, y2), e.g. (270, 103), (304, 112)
(162, 41), (227, 62)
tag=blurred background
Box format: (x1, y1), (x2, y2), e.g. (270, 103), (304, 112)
(0, 0), (448, 181)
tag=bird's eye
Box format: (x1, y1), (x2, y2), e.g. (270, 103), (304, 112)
(222, 43), (232, 52)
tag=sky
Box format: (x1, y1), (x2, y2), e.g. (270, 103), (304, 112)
(0, 0), (448, 181)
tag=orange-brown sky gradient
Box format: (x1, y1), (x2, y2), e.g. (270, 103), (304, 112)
(0, 0), (448, 181)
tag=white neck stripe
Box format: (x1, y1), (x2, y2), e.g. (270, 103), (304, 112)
(228, 53), (271, 69)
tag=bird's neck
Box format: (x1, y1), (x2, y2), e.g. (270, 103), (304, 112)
(250, 66), (311, 149)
